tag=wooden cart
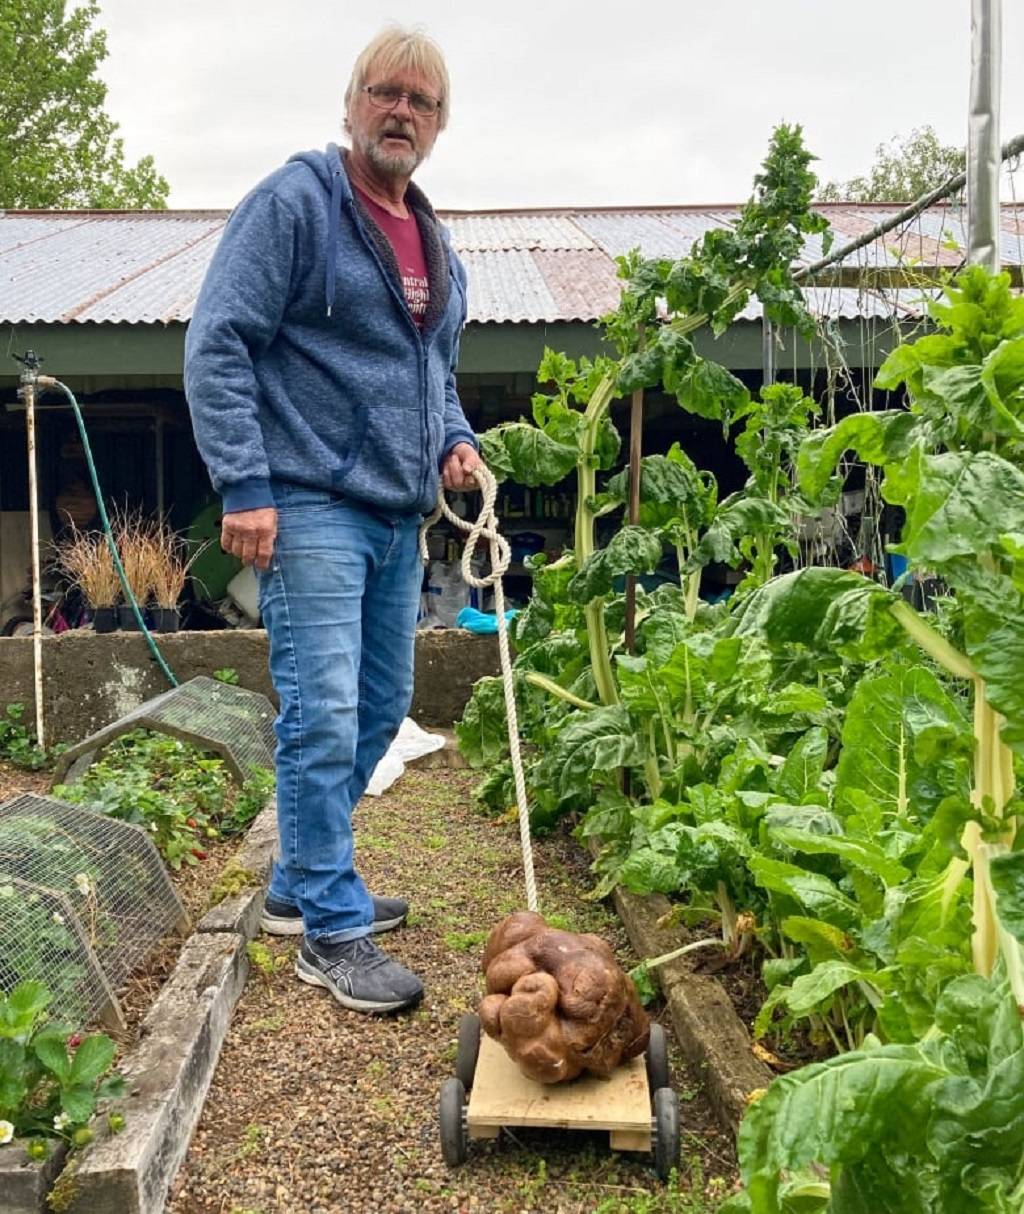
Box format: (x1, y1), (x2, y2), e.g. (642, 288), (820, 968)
(439, 1015), (681, 1180)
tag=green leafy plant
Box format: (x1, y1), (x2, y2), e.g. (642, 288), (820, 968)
(212, 667), (240, 685)
(52, 730), (229, 868)
(465, 124), (830, 822)
(0, 980), (123, 1154)
(218, 766), (275, 837)
(724, 974), (1024, 1212)
(794, 266), (1024, 1000)
(0, 704), (50, 771)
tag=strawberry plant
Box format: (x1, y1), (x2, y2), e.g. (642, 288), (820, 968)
(0, 980), (123, 1156)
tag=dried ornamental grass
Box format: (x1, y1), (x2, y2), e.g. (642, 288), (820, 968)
(53, 524), (120, 608)
(113, 511), (160, 608)
(151, 519), (209, 609)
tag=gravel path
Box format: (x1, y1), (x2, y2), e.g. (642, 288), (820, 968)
(168, 766), (737, 1214)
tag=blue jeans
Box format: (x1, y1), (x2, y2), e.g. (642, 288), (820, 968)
(258, 482), (423, 942)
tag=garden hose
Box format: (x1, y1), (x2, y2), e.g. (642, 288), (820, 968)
(420, 469), (539, 913)
(40, 376), (179, 689)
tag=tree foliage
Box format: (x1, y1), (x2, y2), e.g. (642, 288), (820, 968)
(0, 0), (169, 208)
(819, 126), (965, 203)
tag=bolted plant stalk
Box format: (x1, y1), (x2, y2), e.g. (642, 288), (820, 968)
(577, 371), (619, 708)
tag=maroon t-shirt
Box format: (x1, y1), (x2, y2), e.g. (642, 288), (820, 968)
(356, 188), (430, 326)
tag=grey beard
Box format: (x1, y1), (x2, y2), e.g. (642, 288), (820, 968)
(357, 129), (424, 178)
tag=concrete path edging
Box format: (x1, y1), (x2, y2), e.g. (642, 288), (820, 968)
(608, 881), (772, 1135)
(0, 1139), (69, 1214)
(57, 932), (248, 1214)
(47, 801), (281, 1214)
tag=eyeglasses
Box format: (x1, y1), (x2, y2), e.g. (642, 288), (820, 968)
(363, 84), (441, 118)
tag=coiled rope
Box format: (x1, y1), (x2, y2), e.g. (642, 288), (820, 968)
(420, 468), (538, 914)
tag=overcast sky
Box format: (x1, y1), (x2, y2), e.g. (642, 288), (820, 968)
(94, 0), (1024, 211)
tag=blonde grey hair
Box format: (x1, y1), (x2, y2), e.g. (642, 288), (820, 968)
(344, 27), (450, 132)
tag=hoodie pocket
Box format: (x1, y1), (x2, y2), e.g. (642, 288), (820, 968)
(330, 403), (426, 507)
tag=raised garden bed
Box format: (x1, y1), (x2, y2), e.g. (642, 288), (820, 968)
(0, 721), (278, 1213)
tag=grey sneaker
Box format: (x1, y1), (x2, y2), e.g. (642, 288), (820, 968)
(296, 935), (424, 1013)
(261, 894), (409, 937)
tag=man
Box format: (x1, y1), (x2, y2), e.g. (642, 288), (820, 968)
(185, 27), (481, 1014)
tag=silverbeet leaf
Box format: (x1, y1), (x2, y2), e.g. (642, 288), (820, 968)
(738, 1046), (947, 1189)
(566, 527), (663, 605)
(835, 664), (971, 822)
(479, 422), (578, 487)
(797, 410), (921, 504)
(674, 355), (750, 422)
(551, 705), (639, 802)
(885, 448), (1024, 567)
(731, 567), (902, 662)
(749, 855), (859, 929)
(989, 851), (1024, 944)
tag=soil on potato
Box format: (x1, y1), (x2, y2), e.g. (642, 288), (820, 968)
(169, 767), (740, 1214)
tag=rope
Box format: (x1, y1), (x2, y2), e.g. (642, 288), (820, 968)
(420, 468), (539, 914)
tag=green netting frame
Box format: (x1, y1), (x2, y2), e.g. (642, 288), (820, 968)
(51, 676), (276, 787)
(0, 794), (188, 1027)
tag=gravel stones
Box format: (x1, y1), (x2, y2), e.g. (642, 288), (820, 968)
(168, 769), (737, 1213)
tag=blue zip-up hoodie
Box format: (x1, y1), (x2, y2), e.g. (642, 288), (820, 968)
(184, 143), (477, 516)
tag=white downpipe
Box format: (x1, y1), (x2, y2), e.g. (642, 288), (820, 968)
(24, 379), (45, 750)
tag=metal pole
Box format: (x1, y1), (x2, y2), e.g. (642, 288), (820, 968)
(968, 0), (1002, 270)
(19, 373), (45, 749)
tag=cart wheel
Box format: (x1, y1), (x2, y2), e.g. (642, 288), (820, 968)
(652, 1087), (680, 1181)
(440, 1077), (468, 1167)
(645, 1023), (670, 1094)
(456, 1012), (481, 1089)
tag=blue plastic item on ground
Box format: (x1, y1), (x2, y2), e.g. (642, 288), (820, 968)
(456, 606), (519, 634)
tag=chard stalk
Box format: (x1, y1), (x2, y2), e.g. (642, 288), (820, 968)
(821, 1015), (845, 1055)
(523, 672), (598, 711)
(642, 936), (725, 971)
(676, 526), (702, 621)
(578, 372), (619, 707)
(976, 841), (1024, 1007)
(645, 720), (663, 799)
(966, 687), (1016, 977)
(889, 599), (976, 679)
(896, 719), (909, 817)
(890, 598), (1022, 975)
(716, 881), (738, 948)
(838, 997), (855, 1053)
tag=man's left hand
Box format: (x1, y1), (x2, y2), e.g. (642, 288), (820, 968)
(442, 442), (485, 491)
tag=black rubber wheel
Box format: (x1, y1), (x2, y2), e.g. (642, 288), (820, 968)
(439, 1077), (468, 1167)
(652, 1086), (680, 1182)
(456, 1012), (481, 1089)
(645, 1023), (670, 1095)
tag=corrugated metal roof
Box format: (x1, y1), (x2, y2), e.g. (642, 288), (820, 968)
(444, 213), (595, 251)
(0, 203), (1020, 327)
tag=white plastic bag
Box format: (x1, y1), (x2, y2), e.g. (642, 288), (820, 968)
(365, 717), (447, 796)
(424, 561), (470, 627)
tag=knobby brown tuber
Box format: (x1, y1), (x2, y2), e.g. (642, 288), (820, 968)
(478, 911), (650, 1084)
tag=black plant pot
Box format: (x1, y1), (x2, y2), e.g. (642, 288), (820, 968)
(91, 606), (117, 634)
(152, 607), (180, 633)
(118, 604), (142, 631)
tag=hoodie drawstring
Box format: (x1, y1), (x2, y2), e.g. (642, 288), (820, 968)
(326, 169), (342, 317)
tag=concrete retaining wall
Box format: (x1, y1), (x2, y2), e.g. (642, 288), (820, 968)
(0, 629), (498, 745)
